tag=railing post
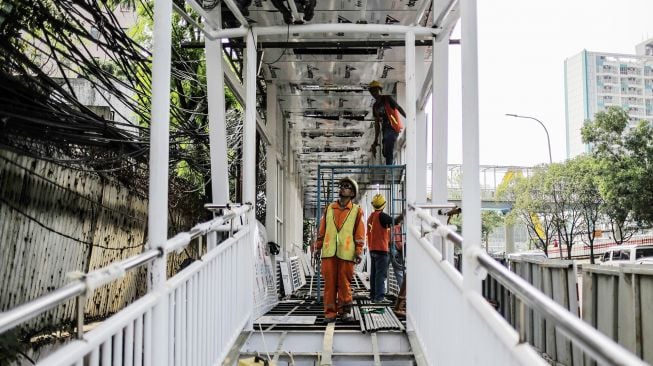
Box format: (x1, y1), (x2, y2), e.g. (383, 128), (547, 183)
(76, 295), (85, 339)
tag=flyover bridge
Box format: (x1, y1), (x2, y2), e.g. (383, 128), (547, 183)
(0, 0), (645, 365)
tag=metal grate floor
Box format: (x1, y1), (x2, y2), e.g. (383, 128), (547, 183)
(255, 274), (405, 333)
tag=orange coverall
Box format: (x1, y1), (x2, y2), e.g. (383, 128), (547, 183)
(314, 200), (365, 320)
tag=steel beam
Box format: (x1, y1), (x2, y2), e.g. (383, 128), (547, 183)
(209, 23), (439, 39)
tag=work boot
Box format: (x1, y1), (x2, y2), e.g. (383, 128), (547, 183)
(373, 297), (391, 305)
(323, 316), (336, 324)
(339, 312), (354, 322)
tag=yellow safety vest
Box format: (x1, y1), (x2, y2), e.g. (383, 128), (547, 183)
(322, 203), (359, 261)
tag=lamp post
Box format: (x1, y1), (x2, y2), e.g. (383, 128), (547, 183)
(505, 113), (553, 164)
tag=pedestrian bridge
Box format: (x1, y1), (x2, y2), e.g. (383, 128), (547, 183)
(0, 0), (647, 365)
(0, 204), (645, 365)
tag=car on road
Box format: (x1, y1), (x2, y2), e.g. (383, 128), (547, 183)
(600, 244), (653, 265)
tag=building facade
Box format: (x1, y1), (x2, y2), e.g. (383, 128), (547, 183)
(564, 40), (653, 158)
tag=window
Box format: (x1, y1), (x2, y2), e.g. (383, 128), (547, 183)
(636, 247), (653, 259)
(602, 252), (610, 261)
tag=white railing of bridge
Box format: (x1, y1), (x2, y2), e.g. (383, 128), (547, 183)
(407, 208), (543, 365)
(0, 205), (253, 366)
(407, 205), (647, 366)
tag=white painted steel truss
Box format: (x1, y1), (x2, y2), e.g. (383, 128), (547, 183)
(0, 1), (647, 365)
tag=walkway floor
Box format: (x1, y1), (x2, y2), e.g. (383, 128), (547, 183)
(238, 274), (415, 365)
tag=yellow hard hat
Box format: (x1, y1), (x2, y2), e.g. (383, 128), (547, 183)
(371, 193), (386, 210)
(369, 80), (383, 90)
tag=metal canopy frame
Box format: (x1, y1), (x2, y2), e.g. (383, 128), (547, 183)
(170, 0), (461, 211)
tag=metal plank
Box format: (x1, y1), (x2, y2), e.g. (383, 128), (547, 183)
(320, 322), (335, 365)
(272, 331), (288, 363)
(371, 332), (381, 366)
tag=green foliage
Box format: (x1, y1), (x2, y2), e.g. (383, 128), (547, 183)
(481, 210), (503, 248)
(582, 106), (653, 228)
(495, 169), (526, 226)
(125, 0), (249, 215)
(511, 167), (556, 255)
(568, 155), (603, 262)
(0, 330), (27, 364)
(546, 162), (585, 258)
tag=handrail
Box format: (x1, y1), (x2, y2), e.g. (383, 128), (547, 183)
(408, 204), (647, 366)
(0, 282), (86, 334)
(477, 253), (646, 366)
(0, 204), (251, 335)
(411, 204), (463, 246)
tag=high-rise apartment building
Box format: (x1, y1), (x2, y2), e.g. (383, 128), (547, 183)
(564, 39), (653, 158)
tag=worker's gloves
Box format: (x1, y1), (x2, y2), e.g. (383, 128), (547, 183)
(355, 255), (363, 264)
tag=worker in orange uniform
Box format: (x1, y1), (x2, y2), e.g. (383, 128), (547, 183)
(313, 177), (365, 323)
(368, 80), (406, 165)
(367, 193), (403, 303)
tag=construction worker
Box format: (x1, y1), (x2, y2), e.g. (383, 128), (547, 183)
(367, 193), (403, 302)
(313, 177), (365, 323)
(368, 80), (406, 165)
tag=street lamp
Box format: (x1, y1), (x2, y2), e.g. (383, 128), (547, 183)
(505, 113), (553, 164)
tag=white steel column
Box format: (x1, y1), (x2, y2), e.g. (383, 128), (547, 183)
(265, 84), (278, 242)
(244, 31), (257, 207)
(415, 46), (427, 203)
(404, 31), (417, 333)
(431, 39), (448, 208)
(405, 31), (417, 202)
(265, 84), (279, 285)
(148, 0), (172, 364)
(205, 10), (229, 206)
(243, 28), (257, 329)
(283, 166), (291, 260)
(461, 0), (481, 292)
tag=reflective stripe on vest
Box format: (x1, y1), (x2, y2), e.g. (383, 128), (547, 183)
(322, 203), (359, 261)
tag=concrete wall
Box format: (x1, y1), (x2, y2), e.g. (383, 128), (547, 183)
(0, 150), (155, 333)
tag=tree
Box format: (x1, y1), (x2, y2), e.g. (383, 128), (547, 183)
(546, 163), (585, 259)
(568, 155), (603, 263)
(509, 167), (556, 256)
(481, 210), (504, 252)
(581, 106), (653, 236)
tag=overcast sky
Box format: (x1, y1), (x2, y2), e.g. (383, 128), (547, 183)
(434, 0), (653, 167)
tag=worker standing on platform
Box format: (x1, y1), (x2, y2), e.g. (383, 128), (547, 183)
(313, 177), (365, 323)
(368, 80), (406, 165)
(367, 193), (403, 302)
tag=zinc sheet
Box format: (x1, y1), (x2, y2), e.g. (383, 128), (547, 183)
(0, 150), (155, 333)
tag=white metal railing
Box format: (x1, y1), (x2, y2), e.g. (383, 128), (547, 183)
(406, 211), (542, 365)
(0, 205), (253, 366)
(407, 204), (647, 366)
